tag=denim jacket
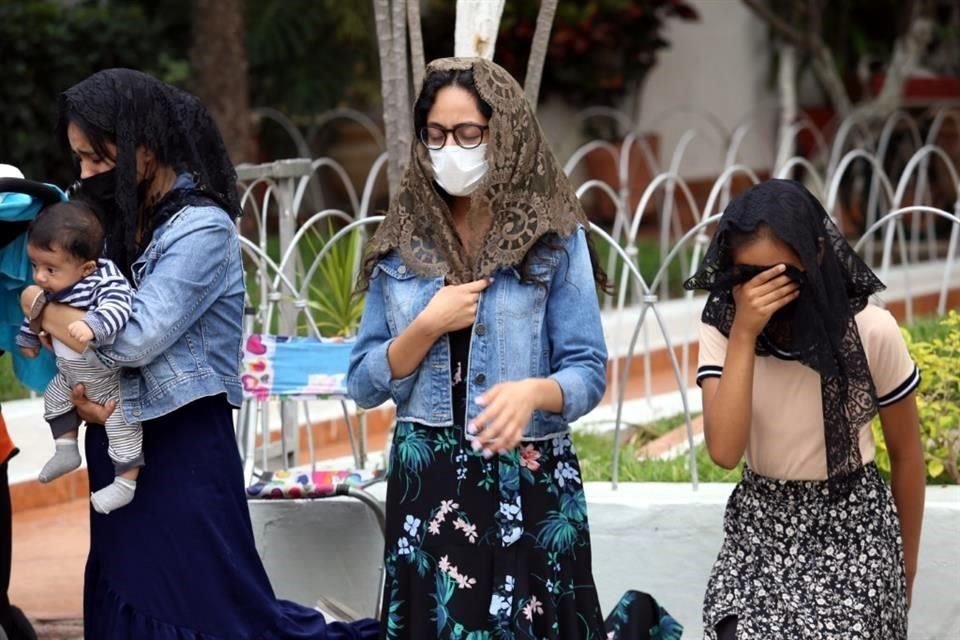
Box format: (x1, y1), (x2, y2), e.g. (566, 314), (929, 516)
(348, 226), (607, 440)
(86, 203), (244, 424)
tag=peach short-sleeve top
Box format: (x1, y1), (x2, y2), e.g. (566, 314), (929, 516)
(696, 304), (919, 480)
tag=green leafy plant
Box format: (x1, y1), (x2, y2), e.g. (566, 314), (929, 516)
(298, 222), (366, 337)
(872, 311), (960, 484)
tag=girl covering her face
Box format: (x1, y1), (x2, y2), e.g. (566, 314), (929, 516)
(686, 179), (925, 640)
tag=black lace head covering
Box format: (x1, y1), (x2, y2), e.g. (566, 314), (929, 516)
(685, 179), (886, 480)
(59, 69), (240, 278)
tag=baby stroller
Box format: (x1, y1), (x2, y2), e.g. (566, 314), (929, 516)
(0, 165), (63, 640)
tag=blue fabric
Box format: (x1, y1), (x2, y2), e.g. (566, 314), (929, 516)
(348, 226), (608, 439)
(86, 203), (245, 423)
(83, 394), (380, 639)
(0, 188), (64, 392)
(242, 335), (353, 399)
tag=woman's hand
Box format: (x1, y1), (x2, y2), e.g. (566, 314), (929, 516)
(19, 346), (39, 359)
(70, 384), (116, 425)
(731, 264), (799, 339)
(469, 379), (539, 455)
(417, 279), (491, 337)
(37, 330), (53, 351)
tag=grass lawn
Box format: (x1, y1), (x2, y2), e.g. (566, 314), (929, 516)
(0, 355), (29, 402)
(592, 234), (693, 301)
(572, 413), (742, 483)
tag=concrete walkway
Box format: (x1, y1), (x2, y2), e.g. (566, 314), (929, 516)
(11, 484), (958, 639)
(585, 483), (960, 639)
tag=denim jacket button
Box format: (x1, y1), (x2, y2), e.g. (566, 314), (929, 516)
(397, 265), (406, 274)
(474, 373), (486, 385)
(475, 323), (486, 336)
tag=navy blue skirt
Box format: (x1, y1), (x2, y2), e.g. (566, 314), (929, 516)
(83, 394), (379, 639)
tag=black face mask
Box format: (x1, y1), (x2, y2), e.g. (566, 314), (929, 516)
(760, 265), (810, 356)
(79, 168), (117, 207)
(719, 263), (810, 356)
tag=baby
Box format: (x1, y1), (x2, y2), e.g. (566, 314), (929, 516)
(17, 201), (141, 514)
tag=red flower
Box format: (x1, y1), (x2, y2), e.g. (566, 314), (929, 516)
(520, 445), (541, 471)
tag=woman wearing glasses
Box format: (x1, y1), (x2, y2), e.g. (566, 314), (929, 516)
(348, 58), (681, 639)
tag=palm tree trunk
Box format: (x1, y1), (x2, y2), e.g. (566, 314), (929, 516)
(391, 0), (413, 173)
(373, 0), (403, 198)
(523, 0), (558, 109)
(190, 0), (255, 164)
(408, 0), (426, 94)
(775, 44), (798, 169)
(454, 0), (506, 58)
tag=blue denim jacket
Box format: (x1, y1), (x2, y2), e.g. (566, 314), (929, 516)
(348, 226), (607, 440)
(86, 203), (244, 424)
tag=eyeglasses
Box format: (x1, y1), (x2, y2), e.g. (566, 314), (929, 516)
(418, 123), (489, 150)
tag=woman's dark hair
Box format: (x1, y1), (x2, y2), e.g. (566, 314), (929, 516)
(412, 69), (612, 294)
(59, 69), (241, 280)
(27, 201), (104, 263)
(59, 112), (118, 174)
(414, 68), (493, 136)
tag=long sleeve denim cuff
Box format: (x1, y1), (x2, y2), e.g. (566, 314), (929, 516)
(549, 369), (589, 423)
(366, 338), (417, 403)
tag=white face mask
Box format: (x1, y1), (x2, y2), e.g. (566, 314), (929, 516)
(429, 144), (488, 196)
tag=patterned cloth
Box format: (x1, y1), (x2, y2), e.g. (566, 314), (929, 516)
(241, 334), (353, 401)
(702, 463), (907, 639)
(381, 422), (682, 639)
(246, 467), (382, 500)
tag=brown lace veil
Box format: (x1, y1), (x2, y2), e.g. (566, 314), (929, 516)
(361, 58), (589, 284)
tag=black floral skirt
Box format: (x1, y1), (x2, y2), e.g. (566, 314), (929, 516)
(381, 422), (682, 640)
(702, 463), (907, 639)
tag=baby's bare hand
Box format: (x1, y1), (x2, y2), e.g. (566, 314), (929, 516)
(68, 320), (95, 344)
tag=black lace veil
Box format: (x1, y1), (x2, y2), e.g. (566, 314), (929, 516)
(685, 179), (886, 480)
(59, 69), (240, 278)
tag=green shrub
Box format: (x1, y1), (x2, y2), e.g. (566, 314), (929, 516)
(0, 355), (30, 403)
(245, 223), (366, 338)
(872, 311), (960, 484)
(0, 1), (188, 184)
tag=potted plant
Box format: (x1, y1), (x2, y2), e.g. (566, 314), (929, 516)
(497, 0), (700, 223)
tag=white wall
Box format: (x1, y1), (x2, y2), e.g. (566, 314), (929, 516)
(538, 0), (779, 181)
(637, 0), (777, 179)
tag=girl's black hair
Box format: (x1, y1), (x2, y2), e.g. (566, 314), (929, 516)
(414, 69), (612, 294)
(724, 222), (778, 252)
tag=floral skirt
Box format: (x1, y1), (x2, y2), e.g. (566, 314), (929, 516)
(381, 422), (681, 640)
(702, 463), (907, 639)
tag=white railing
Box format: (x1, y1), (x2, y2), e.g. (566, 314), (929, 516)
(234, 106), (960, 489)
